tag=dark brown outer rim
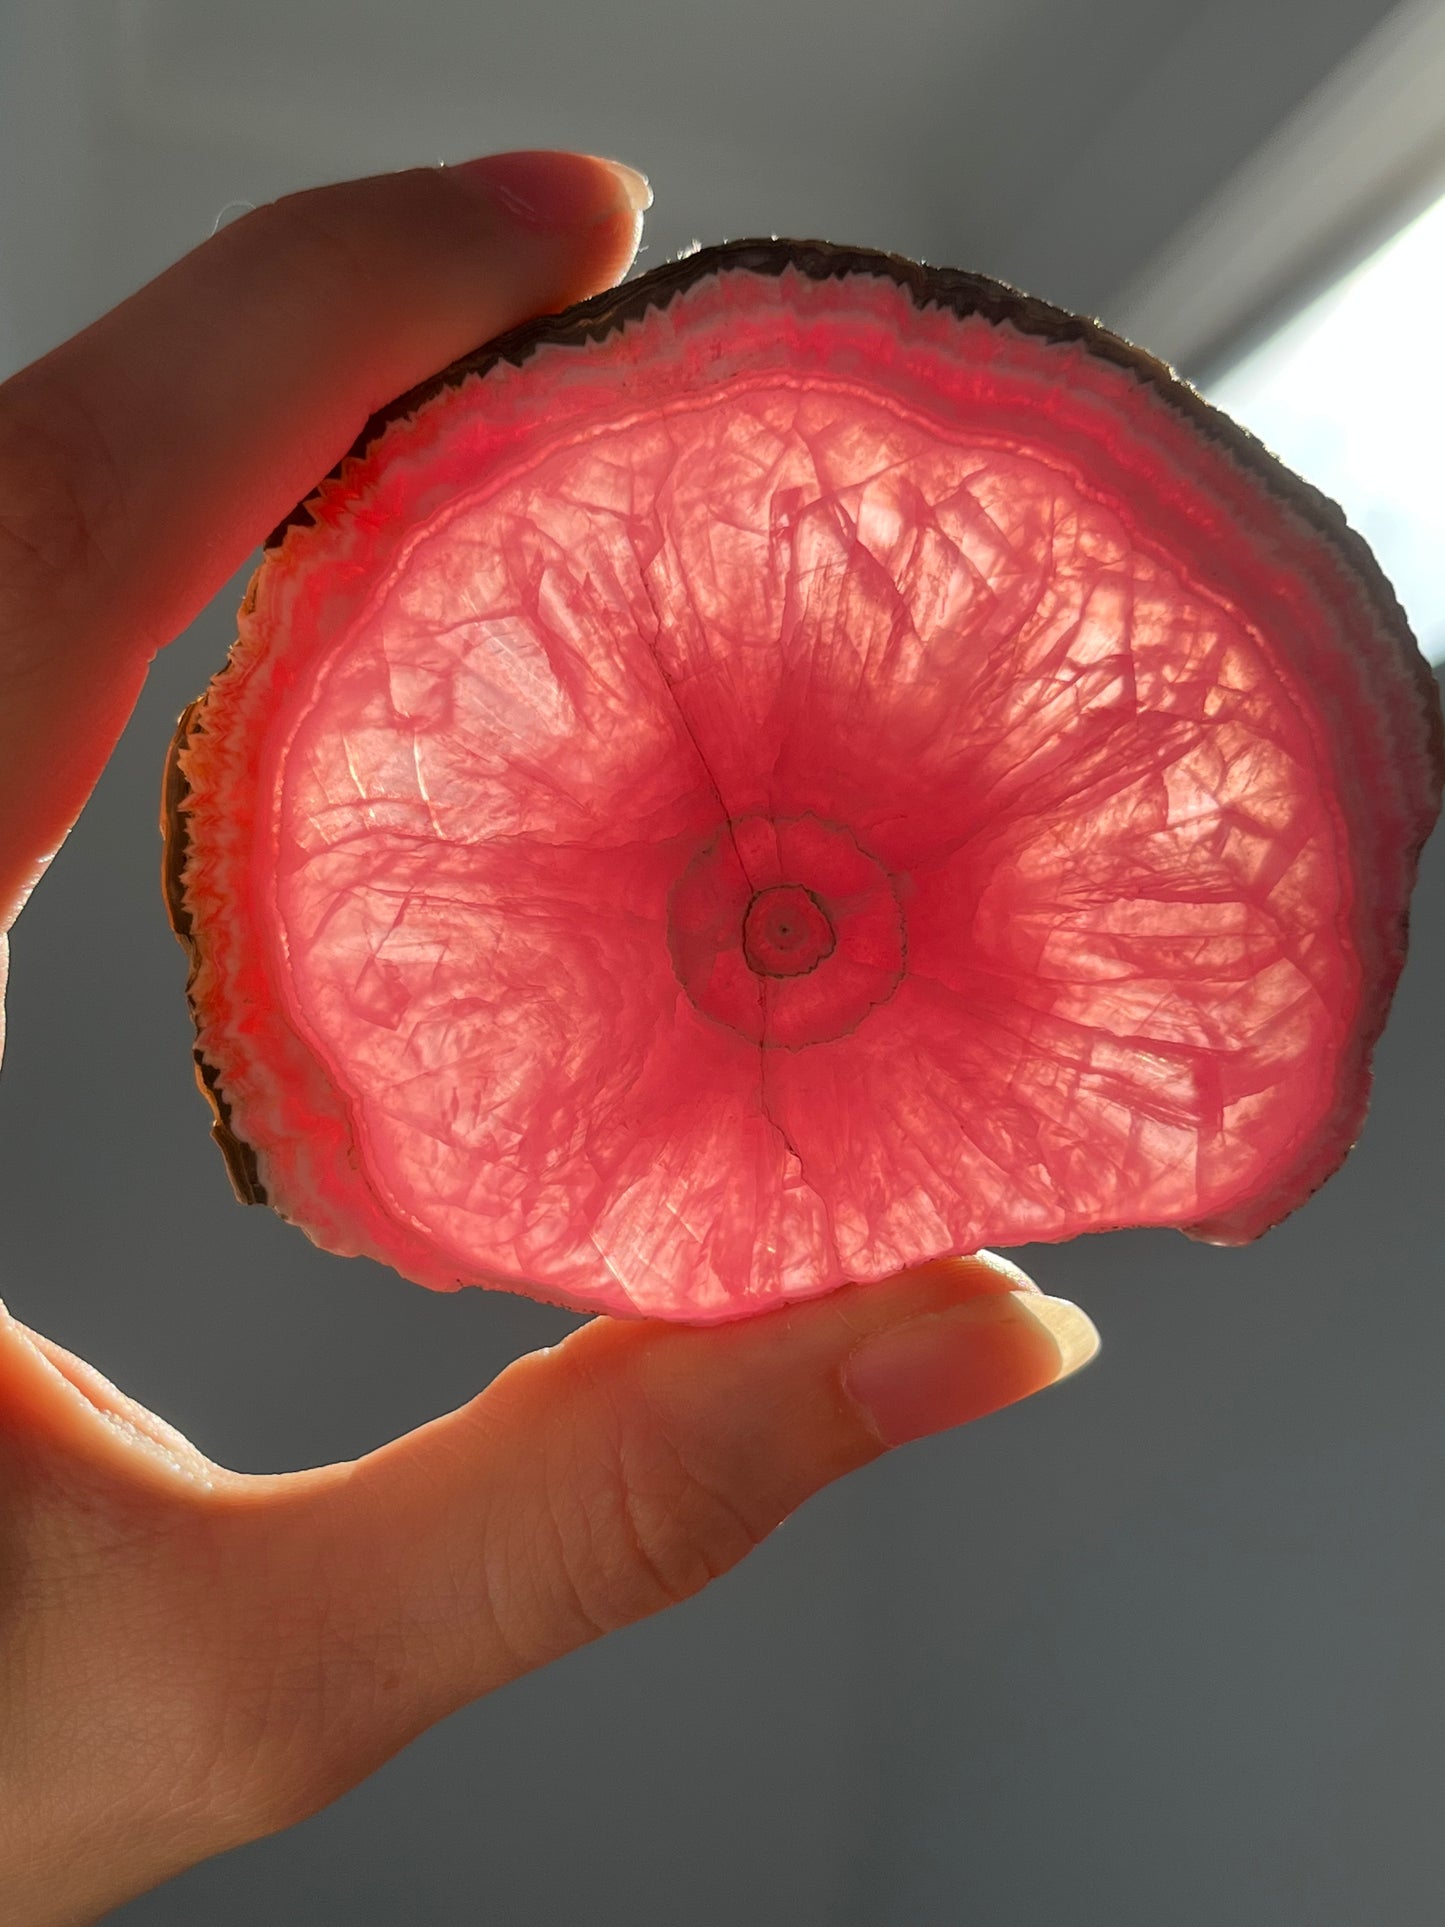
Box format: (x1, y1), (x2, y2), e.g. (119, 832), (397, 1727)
(161, 698), (269, 1206)
(164, 236), (1444, 1244)
(263, 238), (1427, 690)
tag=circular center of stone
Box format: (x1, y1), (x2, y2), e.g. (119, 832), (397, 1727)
(742, 885), (835, 977)
(667, 813), (906, 1050)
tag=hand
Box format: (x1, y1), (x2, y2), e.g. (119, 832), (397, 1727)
(0, 152), (1099, 1925)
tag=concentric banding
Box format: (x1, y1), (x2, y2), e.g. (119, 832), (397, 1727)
(667, 815), (905, 1048)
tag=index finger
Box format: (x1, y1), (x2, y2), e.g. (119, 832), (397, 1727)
(0, 151), (649, 929)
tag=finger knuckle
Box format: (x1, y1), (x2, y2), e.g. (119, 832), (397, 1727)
(233, 185), (397, 318)
(552, 1400), (767, 1634)
(0, 377), (118, 644)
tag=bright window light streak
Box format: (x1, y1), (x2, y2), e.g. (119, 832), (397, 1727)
(1208, 187), (1445, 665)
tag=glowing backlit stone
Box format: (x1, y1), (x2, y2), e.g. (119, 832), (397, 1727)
(164, 242), (1444, 1321)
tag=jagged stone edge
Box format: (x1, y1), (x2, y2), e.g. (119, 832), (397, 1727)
(162, 696), (269, 1204)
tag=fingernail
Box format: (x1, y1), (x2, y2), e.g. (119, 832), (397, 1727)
(842, 1291), (1100, 1448)
(448, 150), (651, 230)
(595, 158), (652, 214)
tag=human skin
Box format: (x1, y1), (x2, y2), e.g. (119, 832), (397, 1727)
(0, 151), (1099, 1924)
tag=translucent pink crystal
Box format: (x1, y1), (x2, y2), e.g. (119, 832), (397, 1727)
(168, 245), (1443, 1320)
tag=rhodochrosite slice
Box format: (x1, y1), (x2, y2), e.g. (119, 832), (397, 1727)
(165, 241), (1443, 1321)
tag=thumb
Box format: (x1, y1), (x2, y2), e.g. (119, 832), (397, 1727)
(234, 1256), (1098, 1830)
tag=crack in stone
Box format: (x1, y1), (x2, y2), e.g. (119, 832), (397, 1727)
(628, 547), (844, 1240)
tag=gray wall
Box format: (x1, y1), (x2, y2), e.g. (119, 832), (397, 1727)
(1, 3), (1439, 1922)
